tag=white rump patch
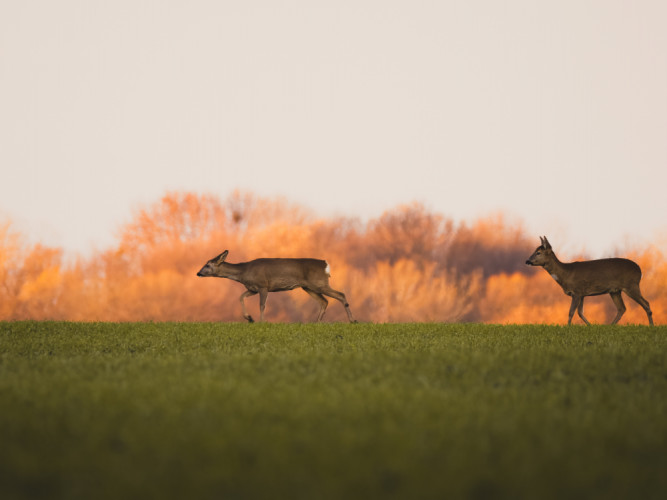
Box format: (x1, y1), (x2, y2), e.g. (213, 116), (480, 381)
(325, 261), (331, 276)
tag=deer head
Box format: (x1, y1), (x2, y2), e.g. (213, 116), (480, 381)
(525, 236), (554, 267)
(196, 250), (229, 277)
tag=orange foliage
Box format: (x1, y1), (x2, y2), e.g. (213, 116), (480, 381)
(446, 213), (533, 277)
(1, 192), (664, 324)
(0, 223), (67, 320)
(348, 260), (482, 323)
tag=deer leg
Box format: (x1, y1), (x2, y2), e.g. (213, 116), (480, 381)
(240, 290), (258, 323)
(320, 286), (357, 323)
(609, 291), (626, 325)
(258, 288), (269, 322)
(568, 296), (582, 325)
(303, 288), (329, 322)
(623, 286), (654, 326)
(576, 297), (591, 325)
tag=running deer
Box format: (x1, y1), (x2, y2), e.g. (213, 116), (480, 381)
(197, 250), (357, 323)
(525, 236), (653, 325)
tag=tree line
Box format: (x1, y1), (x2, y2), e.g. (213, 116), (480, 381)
(2, 191), (664, 323)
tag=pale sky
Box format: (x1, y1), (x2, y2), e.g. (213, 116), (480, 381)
(2, 0), (666, 258)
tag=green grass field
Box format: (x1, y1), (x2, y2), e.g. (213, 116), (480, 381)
(0, 322), (665, 500)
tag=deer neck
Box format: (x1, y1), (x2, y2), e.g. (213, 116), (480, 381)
(542, 254), (567, 283)
(219, 262), (246, 281)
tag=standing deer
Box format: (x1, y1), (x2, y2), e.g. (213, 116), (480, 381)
(197, 250), (357, 323)
(525, 236), (653, 325)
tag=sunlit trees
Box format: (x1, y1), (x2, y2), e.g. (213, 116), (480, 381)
(0, 221), (67, 319)
(445, 213), (533, 277)
(1, 193), (665, 324)
(361, 203), (452, 269)
(353, 260), (481, 323)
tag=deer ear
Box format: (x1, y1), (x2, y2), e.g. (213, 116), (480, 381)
(542, 237), (551, 250)
(540, 236), (546, 247)
(216, 250), (229, 264)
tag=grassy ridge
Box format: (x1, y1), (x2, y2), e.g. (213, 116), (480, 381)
(0, 322), (665, 499)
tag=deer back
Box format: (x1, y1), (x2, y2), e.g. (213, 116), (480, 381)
(240, 258), (331, 292)
(561, 258), (642, 295)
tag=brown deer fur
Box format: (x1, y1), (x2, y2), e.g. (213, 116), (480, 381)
(525, 236), (653, 325)
(197, 250), (356, 323)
